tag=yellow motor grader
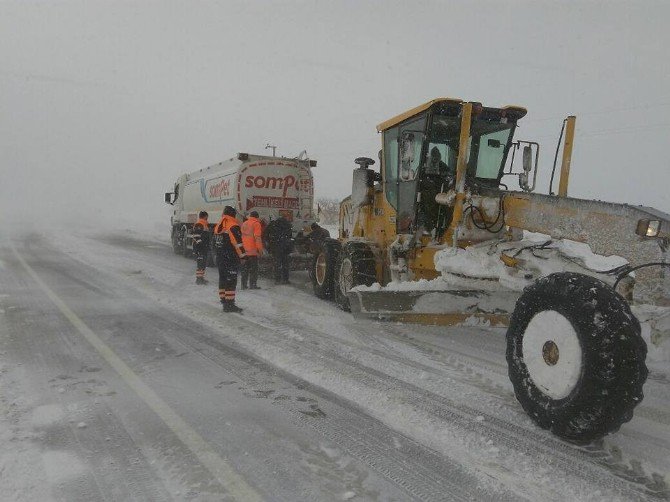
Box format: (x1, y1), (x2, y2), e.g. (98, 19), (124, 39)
(309, 98), (669, 442)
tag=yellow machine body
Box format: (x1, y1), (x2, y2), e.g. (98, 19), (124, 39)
(322, 98), (666, 443)
(335, 98), (669, 324)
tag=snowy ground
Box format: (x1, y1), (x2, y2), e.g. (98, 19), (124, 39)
(0, 227), (668, 501)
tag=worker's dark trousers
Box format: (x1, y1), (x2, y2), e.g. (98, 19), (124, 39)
(217, 255), (239, 305)
(273, 252), (290, 283)
(195, 250), (207, 279)
(241, 256), (259, 288)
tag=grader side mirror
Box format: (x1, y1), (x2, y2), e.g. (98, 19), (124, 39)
(522, 145), (532, 173)
(164, 192), (175, 204)
(516, 142), (539, 193)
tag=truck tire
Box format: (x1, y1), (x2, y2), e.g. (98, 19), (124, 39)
(334, 242), (377, 311)
(506, 272), (647, 443)
(208, 238), (218, 267)
(311, 239), (341, 299)
(180, 225), (191, 258)
(171, 227), (181, 255)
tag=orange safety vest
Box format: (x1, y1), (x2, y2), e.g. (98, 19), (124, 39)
(195, 218), (209, 229)
(213, 214), (246, 259)
(241, 217), (263, 256)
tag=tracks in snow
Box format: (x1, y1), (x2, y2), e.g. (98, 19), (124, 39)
(249, 305), (669, 499)
(55, 234), (670, 500)
(132, 275), (666, 500)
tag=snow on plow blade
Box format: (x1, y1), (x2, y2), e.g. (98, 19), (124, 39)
(347, 288), (518, 326)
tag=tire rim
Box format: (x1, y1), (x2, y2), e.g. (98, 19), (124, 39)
(339, 258), (353, 296)
(522, 310), (583, 400)
(315, 253), (327, 285)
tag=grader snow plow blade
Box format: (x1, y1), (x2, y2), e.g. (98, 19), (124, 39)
(347, 288), (518, 326)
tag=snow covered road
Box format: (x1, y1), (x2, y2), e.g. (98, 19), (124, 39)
(0, 230), (668, 501)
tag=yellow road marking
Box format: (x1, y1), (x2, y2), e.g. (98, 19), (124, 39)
(12, 247), (261, 501)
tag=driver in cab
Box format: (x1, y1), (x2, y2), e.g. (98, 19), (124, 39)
(419, 146), (455, 235)
(425, 146), (451, 178)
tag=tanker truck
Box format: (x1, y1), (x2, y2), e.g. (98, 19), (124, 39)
(164, 152), (317, 258)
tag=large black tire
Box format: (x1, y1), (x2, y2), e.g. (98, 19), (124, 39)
(180, 225), (192, 258)
(171, 226), (181, 254)
(311, 239), (341, 299)
(506, 272), (647, 443)
(207, 235), (218, 267)
(334, 242), (377, 311)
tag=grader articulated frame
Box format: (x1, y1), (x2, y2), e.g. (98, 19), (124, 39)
(310, 98), (669, 442)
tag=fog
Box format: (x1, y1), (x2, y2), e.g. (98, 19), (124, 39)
(1, 1), (668, 233)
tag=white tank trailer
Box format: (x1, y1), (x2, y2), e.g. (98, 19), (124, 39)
(165, 152), (317, 257)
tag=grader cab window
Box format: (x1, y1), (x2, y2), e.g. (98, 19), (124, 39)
(383, 127), (399, 210)
(399, 131), (420, 181)
(429, 109), (516, 187)
(396, 116), (426, 233)
(382, 115), (427, 232)
(467, 120), (515, 184)
(426, 115), (461, 171)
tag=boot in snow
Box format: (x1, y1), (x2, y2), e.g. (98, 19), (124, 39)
(223, 302), (243, 313)
(196, 277), (209, 285)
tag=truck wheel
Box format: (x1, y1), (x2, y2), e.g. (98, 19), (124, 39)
(180, 225), (191, 258)
(506, 272), (647, 443)
(171, 227), (181, 254)
(334, 242), (377, 311)
(311, 239), (341, 299)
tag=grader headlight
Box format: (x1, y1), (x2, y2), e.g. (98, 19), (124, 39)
(635, 219), (661, 238)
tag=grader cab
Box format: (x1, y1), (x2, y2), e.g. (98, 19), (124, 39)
(310, 98), (669, 442)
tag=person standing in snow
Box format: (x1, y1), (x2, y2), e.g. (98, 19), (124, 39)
(264, 215), (293, 284)
(307, 222), (330, 254)
(213, 206), (246, 312)
(193, 211), (210, 285)
(240, 210), (264, 289)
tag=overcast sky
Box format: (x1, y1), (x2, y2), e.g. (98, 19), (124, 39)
(1, 0), (668, 230)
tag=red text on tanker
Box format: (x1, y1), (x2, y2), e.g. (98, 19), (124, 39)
(245, 175), (297, 197)
(248, 196), (299, 210)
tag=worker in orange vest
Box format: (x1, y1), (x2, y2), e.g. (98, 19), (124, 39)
(193, 211), (210, 285)
(240, 210), (264, 289)
(213, 206), (246, 313)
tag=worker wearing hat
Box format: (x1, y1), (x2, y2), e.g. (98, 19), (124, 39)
(213, 206), (246, 312)
(307, 222), (330, 254)
(264, 214), (294, 284)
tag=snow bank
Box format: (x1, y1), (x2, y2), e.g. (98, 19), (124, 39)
(435, 232), (629, 292)
(554, 239), (628, 272)
(356, 232), (630, 296)
(435, 246), (507, 280)
(355, 278), (449, 292)
(633, 305), (670, 363)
